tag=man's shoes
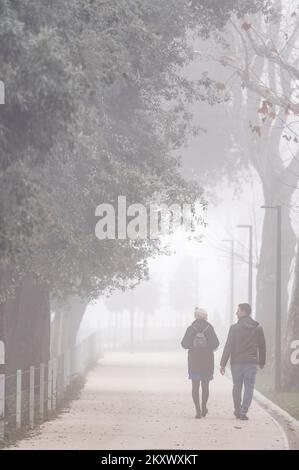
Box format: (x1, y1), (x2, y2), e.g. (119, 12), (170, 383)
(234, 410), (240, 419)
(239, 414), (249, 421)
(202, 407), (208, 417)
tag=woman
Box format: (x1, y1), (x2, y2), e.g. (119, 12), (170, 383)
(181, 307), (219, 419)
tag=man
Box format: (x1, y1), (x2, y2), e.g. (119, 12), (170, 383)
(220, 303), (266, 421)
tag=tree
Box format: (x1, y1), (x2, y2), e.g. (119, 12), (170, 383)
(0, 0), (81, 372)
(104, 278), (161, 349)
(104, 288), (136, 351)
(283, 242), (299, 390)
(189, 0), (299, 354)
(130, 279), (162, 343)
(0, 0), (201, 371)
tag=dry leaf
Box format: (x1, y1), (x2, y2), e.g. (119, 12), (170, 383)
(242, 22), (252, 31)
(253, 126), (261, 137)
(215, 82), (226, 91)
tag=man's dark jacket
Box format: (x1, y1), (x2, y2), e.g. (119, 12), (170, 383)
(181, 319), (220, 379)
(220, 316), (266, 368)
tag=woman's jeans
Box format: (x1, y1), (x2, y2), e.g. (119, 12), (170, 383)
(231, 364), (257, 415)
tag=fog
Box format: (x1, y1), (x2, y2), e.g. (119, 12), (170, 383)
(81, 174), (265, 349)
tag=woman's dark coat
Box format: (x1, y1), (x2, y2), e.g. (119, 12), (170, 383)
(181, 318), (220, 380)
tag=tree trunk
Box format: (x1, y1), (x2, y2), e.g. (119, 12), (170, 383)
(50, 309), (64, 358)
(130, 309), (135, 352)
(142, 311), (148, 343)
(282, 240), (299, 391)
(255, 181), (295, 357)
(0, 274), (50, 375)
(51, 295), (88, 356)
(113, 312), (119, 350)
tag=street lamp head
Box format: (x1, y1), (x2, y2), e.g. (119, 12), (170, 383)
(261, 205), (281, 209)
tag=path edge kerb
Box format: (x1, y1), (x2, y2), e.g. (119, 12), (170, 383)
(254, 390), (299, 450)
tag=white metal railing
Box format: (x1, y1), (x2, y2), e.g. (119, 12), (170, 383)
(0, 332), (102, 443)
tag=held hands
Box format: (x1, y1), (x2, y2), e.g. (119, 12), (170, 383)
(220, 367), (225, 375)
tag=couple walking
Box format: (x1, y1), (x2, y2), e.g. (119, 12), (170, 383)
(181, 303), (266, 420)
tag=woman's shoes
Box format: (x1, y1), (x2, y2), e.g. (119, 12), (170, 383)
(194, 406), (208, 418)
(239, 414), (249, 420)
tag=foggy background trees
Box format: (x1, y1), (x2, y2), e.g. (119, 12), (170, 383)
(184, 0), (299, 389)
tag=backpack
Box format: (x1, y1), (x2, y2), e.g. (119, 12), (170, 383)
(192, 325), (210, 349)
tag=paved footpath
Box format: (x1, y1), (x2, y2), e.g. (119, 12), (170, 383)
(8, 352), (288, 450)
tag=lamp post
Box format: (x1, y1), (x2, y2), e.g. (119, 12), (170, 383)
(222, 239), (235, 324)
(261, 205), (282, 391)
(236, 225), (253, 306)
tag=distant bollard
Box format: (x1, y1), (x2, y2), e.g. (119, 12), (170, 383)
(57, 356), (64, 402)
(92, 333), (97, 361)
(73, 345), (79, 376)
(67, 349), (71, 385)
(47, 360), (52, 412)
(29, 366), (35, 429)
(84, 340), (88, 369)
(52, 358), (57, 410)
(79, 342), (83, 372)
(0, 341), (5, 443)
(64, 349), (71, 389)
(16, 369), (22, 430)
(59, 357), (63, 399)
(78, 343), (83, 373)
(0, 81), (4, 105)
(90, 335), (94, 363)
(39, 363), (45, 421)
